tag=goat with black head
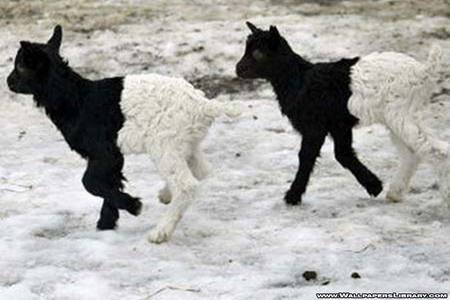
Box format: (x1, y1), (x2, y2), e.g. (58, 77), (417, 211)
(237, 22), (449, 207)
(7, 26), (240, 243)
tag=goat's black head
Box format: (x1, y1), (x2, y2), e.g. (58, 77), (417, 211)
(7, 25), (63, 95)
(236, 22), (293, 79)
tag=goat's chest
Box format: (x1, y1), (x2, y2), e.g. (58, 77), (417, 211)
(281, 97), (321, 134)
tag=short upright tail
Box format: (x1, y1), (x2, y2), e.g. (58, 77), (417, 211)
(204, 101), (242, 118)
(426, 44), (442, 74)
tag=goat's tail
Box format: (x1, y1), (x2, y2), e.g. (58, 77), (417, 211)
(425, 44), (442, 74)
(204, 100), (242, 118)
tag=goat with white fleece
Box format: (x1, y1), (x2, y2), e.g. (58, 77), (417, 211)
(7, 25), (240, 243)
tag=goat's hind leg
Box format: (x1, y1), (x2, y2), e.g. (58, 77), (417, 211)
(386, 116), (450, 206)
(158, 183), (172, 205)
(386, 132), (420, 202)
(149, 151), (199, 243)
(188, 145), (210, 180)
(158, 145), (209, 205)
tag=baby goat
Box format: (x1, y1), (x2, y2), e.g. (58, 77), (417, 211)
(236, 22), (449, 206)
(7, 26), (239, 243)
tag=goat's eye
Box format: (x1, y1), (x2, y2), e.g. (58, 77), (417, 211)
(16, 65), (27, 74)
(252, 49), (265, 61)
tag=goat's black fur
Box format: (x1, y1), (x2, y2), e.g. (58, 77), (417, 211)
(236, 22), (382, 205)
(7, 26), (142, 229)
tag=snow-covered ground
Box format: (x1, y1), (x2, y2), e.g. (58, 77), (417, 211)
(0, 0), (449, 299)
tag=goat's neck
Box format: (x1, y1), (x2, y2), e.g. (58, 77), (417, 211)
(269, 54), (312, 108)
(34, 67), (92, 130)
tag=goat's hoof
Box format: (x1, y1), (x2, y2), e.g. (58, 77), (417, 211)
(128, 198), (143, 216)
(158, 189), (172, 205)
(284, 190), (301, 206)
(366, 178), (383, 197)
(386, 190), (403, 203)
(96, 219), (117, 230)
(148, 228), (172, 244)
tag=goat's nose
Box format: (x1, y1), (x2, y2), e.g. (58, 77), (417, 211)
(235, 62), (243, 77)
(6, 74), (13, 86)
(7, 74), (17, 90)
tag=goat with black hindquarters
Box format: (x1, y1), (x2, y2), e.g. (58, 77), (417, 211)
(236, 22), (449, 207)
(7, 26), (240, 243)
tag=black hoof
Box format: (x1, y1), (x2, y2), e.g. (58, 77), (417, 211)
(366, 177), (383, 197)
(284, 190), (302, 206)
(96, 218), (117, 230)
(127, 198), (142, 216)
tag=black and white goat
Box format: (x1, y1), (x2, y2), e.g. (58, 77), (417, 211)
(7, 26), (239, 243)
(236, 22), (449, 206)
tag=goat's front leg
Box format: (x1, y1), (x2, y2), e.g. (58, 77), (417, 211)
(331, 128), (383, 197)
(97, 200), (119, 230)
(82, 156), (142, 230)
(285, 131), (327, 205)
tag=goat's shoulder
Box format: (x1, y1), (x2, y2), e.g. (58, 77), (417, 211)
(85, 77), (124, 107)
(61, 76), (125, 158)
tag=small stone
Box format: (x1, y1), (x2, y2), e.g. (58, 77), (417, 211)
(302, 271), (317, 281)
(351, 272), (361, 279)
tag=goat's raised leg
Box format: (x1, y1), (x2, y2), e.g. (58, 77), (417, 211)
(82, 157), (142, 230)
(386, 132), (420, 202)
(387, 116), (450, 206)
(284, 131), (327, 205)
(158, 146), (209, 205)
(158, 183), (172, 205)
(149, 151), (199, 243)
(331, 128), (383, 197)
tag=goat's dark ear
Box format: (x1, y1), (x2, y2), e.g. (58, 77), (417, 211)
(20, 41), (33, 50)
(269, 25), (280, 39)
(20, 41), (49, 69)
(47, 25), (62, 52)
(246, 21), (260, 34)
(268, 25), (281, 49)
(20, 41), (41, 56)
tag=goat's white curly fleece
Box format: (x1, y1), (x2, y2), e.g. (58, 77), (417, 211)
(348, 45), (449, 205)
(118, 74), (240, 243)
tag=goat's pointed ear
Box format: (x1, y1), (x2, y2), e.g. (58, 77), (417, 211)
(246, 21), (260, 34)
(269, 25), (280, 39)
(20, 41), (42, 56)
(47, 25), (63, 52)
(20, 41), (49, 69)
(268, 26), (281, 49)
(20, 41), (33, 51)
